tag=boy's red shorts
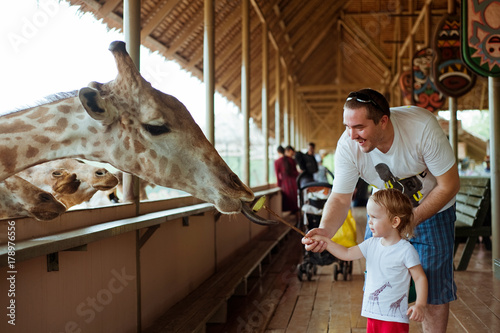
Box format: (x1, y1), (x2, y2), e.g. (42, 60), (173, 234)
(366, 318), (409, 333)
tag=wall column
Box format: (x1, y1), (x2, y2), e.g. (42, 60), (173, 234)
(241, 0), (250, 185)
(275, 50), (281, 146)
(204, 0), (215, 144)
(261, 22), (270, 184)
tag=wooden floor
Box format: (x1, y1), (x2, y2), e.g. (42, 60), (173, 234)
(206, 207), (500, 333)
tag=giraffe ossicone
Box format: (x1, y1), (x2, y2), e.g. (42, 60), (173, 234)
(0, 41), (274, 224)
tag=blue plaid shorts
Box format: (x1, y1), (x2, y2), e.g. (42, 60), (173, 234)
(364, 205), (457, 305)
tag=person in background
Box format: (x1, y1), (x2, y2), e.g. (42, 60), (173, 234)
(314, 150), (330, 183)
(285, 145), (296, 159)
(295, 142), (319, 187)
(274, 145), (299, 217)
(303, 88), (459, 333)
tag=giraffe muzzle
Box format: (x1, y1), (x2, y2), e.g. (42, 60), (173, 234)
(240, 201), (278, 226)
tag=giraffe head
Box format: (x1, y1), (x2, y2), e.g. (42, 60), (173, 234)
(76, 41), (272, 223)
(17, 166), (81, 196)
(50, 159), (119, 191)
(17, 159), (118, 209)
(1, 176), (67, 221)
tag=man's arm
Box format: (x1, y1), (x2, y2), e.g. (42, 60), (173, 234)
(413, 163), (460, 225)
(302, 191), (352, 252)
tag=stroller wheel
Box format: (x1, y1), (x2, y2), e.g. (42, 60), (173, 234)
(306, 263), (314, 281)
(342, 263), (348, 281)
(333, 263), (339, 281)
(297, 264), (304, 281)
(346, 261), (353, 280)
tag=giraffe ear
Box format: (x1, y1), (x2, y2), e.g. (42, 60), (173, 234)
(78, 86), (118, 125)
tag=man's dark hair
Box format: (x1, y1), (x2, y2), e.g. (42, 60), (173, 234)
(344, 88), (390, 124)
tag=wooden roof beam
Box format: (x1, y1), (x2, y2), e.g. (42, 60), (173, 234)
(340, 17), (390, 75)
(390, 0), (432, 88)
(163, 11), (203, 58)
(141, 0), (183, 40)
(297, 84), (361, 93)
(284, 1), (319, 34)
(219, 21), (261, 95)
(305, 103), (335, 135)
(97, 0), (121, 17)
(289, 1), (339, 46)
(187, 3), (242, 70)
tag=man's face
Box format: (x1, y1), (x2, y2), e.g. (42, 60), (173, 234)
(343, 106), (386, 153)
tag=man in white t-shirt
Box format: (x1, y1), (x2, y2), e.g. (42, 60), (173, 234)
(302, 88), (460, 333)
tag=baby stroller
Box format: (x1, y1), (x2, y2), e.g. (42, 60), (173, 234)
(296, 172), (357, 281)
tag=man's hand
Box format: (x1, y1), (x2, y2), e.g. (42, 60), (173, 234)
(301, 228), (330, 252)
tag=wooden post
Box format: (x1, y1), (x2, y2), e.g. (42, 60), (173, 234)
(242, 0), (250, 186)
(490, 77), (500, 276)
(123, 1), (142, 330)
(122, 0), (141, 215)
(449, 97), (458, 160)
(262, 22), (269, 184)
(204, 0), (215, 144)
(275, 49), (281, 146)
(283, 67), (289, 146)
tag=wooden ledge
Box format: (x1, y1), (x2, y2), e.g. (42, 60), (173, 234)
(0, 188), (280, 267)
(0, 203), (214, 266)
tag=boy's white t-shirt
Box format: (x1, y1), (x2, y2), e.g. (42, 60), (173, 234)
(358, 237), (421, 324)
(333, 105), (456, 210)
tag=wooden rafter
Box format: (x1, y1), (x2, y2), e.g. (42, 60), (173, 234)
(97, 0), (121, 17)
(140, 0), (182, 39)
(340, 17), (390, 75)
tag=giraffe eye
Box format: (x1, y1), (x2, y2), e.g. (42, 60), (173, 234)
(52, 171), (63, 177)
(142, 123), (171, 136)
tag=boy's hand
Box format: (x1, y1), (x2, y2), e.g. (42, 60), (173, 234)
(407, 303), (425, 322)
(301, 228), (330, 252)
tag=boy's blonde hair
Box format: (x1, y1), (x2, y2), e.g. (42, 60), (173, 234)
(370, 188), (415, 239)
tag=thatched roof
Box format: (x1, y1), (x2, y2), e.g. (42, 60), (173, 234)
(67, 0), (489, 151)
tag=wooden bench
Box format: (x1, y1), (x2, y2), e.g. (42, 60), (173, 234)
(454, 176), (491, 271)
(144, 223), (291, 333)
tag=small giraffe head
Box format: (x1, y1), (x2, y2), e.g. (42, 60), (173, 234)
(76, 41), (259, 216)
(52, 159), (119, 191)
(18, 166), (81, 196)
(1, 176), (67, 221)
(17, 159), (119, 209)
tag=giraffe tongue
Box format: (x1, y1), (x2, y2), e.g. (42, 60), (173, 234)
(240, 202), (278, 226)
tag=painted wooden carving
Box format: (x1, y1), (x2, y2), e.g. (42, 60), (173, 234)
(412, 48), (446, 112)
(433, 14), (476, 97)
(462, 0), (500, 77)
(398, 70), (412, 105)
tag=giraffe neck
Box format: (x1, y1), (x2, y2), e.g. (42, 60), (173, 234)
(377, 283), (389, 294)
(0, 96), (108, 181)
(0, 180), (22, 217)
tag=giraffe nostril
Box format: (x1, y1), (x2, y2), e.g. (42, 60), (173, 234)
(52, 170), (63, 178)
(95, 169), (107, 177)
(39, 192), (54, 202)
